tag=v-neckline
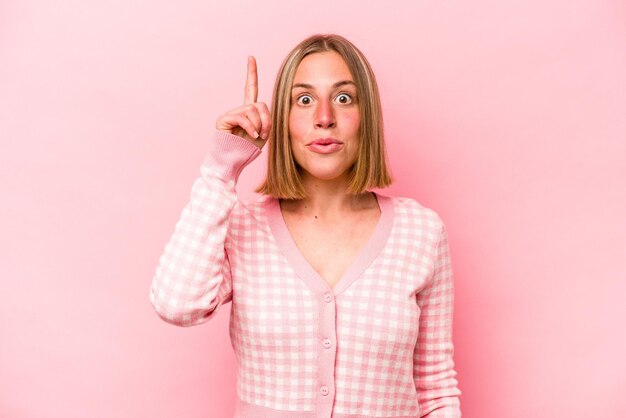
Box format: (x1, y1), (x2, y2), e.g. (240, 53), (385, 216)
(265, 191), (395, 297)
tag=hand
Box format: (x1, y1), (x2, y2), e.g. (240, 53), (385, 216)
(215, 56), (271, 149)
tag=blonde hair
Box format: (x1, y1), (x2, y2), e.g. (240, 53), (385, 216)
(255, 34), (393, 199)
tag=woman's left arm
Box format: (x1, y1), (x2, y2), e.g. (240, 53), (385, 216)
(414, 220), (462, 417)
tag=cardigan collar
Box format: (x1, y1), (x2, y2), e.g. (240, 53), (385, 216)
(265, 191), (395, 297)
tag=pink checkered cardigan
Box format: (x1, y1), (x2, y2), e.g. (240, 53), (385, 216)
(149, 131), (462, 417)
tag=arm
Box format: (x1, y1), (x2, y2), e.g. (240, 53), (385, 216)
(149, 131), (262, 326)
(414, 221), (462, 417)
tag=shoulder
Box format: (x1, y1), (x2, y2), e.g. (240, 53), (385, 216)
(382, 192), (444, 224)
(379, 192), (445, 243)
(231, 193), (272, 223)
(229, 194), (272, 230)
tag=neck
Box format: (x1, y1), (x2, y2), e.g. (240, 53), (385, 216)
(281, 172), (374, 218)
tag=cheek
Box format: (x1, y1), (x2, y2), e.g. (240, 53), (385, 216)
(288, 109), (304, 138)
(340, 110), (361, 133)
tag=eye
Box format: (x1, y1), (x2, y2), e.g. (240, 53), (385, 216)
(296, 95), (313, 105)
(336, 93), (353, 104)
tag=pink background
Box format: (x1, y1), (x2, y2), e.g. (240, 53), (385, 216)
(2, 1), (625, 417)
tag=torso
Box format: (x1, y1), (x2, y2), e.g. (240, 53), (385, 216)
(279, 193), (381, 290)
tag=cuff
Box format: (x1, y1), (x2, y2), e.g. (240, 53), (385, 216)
(202, 130), (263, 182)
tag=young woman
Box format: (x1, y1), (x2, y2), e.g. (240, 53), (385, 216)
(150, 34), (462, 418)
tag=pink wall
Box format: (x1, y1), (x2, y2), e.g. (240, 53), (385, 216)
(2, 1), (625, 417)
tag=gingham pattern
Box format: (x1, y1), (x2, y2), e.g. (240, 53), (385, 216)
(150, 131), (461, 417)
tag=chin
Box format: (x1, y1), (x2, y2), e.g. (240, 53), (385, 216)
(300, 166), (352, 182)
(295, 154), (356, 179)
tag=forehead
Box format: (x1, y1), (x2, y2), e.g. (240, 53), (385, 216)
(293, 51), (353, 84)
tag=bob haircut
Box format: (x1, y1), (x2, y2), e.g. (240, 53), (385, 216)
(255, 34), (393, 199)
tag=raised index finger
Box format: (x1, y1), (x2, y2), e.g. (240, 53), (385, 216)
(244, 56), (258, 104)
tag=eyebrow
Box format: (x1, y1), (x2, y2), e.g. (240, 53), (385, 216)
(292, 80), (356, 89)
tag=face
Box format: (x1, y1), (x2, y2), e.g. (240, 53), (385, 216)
(288, 51), (360, 183)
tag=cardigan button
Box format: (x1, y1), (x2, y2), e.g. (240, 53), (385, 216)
(323, 339), (332, 348)
(320, 386), (329, 396)
(324, 293), (333, 303)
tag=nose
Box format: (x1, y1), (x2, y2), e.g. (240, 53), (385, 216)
(314, 99), (335, 129)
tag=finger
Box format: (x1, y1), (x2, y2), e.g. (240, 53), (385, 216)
(253, 102), (272, 140)
(216, 113), (259, 139)
(234, 114), (260, 139)
(224, 104), (262, 134)
(243, 106), (263, 136)
(244, 56), (258, 105)
(225, 104), (267, 140)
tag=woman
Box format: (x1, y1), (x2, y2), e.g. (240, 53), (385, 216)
(150, 34), (462, 417)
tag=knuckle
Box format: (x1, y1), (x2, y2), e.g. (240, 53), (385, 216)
(248, 108), (260, 119)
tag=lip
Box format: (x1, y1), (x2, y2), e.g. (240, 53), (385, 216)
(306, 140), (344, 154)
(307, 137), (342, 145)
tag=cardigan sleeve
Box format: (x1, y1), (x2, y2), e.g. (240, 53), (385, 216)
(414, 220), (462, 417)
(149, 130), (262, 327)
